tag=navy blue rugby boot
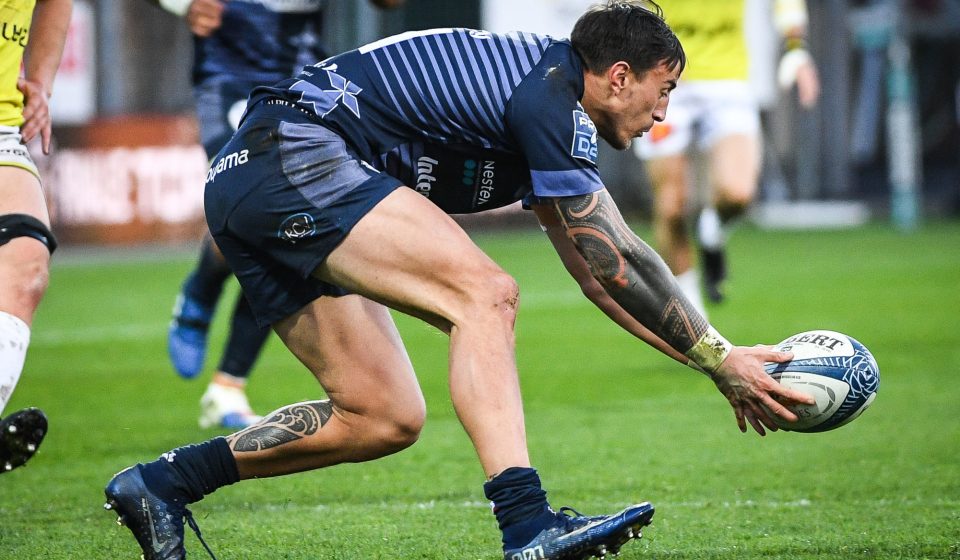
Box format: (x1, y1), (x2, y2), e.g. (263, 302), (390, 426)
(503, 502), (655, 560)
(167, 290), (214, 379)
(0, 407), (47, 473)
(104, 465), (218, 560)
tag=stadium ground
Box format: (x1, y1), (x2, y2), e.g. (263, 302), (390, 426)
(2, 221), (958, 559)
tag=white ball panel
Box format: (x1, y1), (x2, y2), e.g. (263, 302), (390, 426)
(773, 372), (850, 431)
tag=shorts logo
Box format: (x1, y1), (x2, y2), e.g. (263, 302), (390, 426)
(206, 149), (250, 184)
(278, 213), (317, 244)
(570, 109), (598, 164)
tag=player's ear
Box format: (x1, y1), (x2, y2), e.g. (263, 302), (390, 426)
(607, 61), (631, 94)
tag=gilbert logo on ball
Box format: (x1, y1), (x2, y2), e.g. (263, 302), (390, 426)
(764, 330), (879, 433)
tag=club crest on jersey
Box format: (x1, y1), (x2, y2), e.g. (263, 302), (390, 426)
(570, 109), (598, 164)
(278, 213), (318, 244)
(290, 70), (363, 119)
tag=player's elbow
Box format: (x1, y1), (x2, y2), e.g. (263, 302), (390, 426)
(578, 275), (608, 304)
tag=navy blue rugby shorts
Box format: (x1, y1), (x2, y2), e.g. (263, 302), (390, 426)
(204, 100), (403, 327)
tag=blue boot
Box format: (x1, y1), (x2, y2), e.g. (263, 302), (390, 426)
(167, 291), (214, 379)
(503, 502), (655, 560)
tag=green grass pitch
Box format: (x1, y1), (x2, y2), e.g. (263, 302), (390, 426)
(1, 221), (958, 559)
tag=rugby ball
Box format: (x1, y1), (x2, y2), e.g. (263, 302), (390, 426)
(763, 330), (879, 433)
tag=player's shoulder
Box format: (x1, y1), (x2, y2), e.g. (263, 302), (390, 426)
(510, 40), (584, 111)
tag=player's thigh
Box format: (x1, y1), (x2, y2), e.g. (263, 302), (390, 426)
(319, 186), (512, 331)
(0, 130), (52, 271)
(708, 133), (760, 203)
(0, 164), (47, 221)
(699, 83), (761, 202)
(274, 293), (424, 421)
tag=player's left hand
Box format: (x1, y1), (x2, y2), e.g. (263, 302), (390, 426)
(17, 77), (52, 154)
(710, 345), (815, 436)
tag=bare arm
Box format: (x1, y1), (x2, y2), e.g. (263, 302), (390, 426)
(537, 190), (814, 435)
(539, 191), (708, 355)
(20, 0), (72, 154)
(533, 200), (688, 365)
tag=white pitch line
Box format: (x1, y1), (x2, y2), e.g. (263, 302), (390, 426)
(31, 322), (164, 347)
(238, 498), (825, 514)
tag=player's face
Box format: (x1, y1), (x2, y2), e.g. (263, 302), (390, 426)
(603, 61), (679, 150)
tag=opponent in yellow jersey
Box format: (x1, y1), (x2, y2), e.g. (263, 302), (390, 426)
(0, 0), (71, 475)
(0, 0), (36, 127)
(662, 0), (750, 82)
(635, 0), (819, 314)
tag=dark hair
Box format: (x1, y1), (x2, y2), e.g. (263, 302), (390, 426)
(570, 1), (686, 76)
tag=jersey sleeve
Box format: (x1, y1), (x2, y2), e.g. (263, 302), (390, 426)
(504, 45), (604, 202)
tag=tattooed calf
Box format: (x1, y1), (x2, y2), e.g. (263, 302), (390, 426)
(229, 400), (333, 452)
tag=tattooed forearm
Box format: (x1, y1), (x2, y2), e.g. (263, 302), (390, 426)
(551, 191), (708, 353)
(228, 400), (333, 452)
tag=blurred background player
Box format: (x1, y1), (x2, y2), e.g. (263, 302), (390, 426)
(0, 0), (72, 473)
(634, 0), (820, 312)
(148, 0), (404, 430)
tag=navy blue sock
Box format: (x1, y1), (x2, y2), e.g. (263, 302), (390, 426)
(217, 294), (270, 380)
(483, 467), (558, 549)
(140, 437), (240, 504)
(183, 239), (231, 306)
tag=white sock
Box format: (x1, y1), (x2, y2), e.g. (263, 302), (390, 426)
(676, 270), (707, 319)
(0, 311), (31, 417)
(697, 207), (724, 251)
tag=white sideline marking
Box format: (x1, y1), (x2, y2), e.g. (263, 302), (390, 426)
(30, 291), (588, 347)
(31, 323), (163, 347)
(256, 498), (820, 514)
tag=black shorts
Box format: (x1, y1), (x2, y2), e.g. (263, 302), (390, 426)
(204, 101), (403, 327)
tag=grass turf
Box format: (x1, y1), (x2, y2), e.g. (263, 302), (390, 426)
(1, 221), (958, 559)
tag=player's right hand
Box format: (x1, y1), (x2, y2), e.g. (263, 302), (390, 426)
(710, 345), (815, 437)
(17, 77), (52, 154)
(187, 0), (225, 37)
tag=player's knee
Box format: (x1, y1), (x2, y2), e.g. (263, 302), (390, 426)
(716, 190), (752, 219)
(374, 404), (425, 452)
(470, 270), (520, 325)
(655, 192), (687, 226)
(658, 207), (687, 238)
(0, 240), (50, 314)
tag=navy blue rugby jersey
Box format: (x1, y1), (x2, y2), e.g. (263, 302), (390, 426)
(194, 0), (327, 86)
(249, 28), (604, 213)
